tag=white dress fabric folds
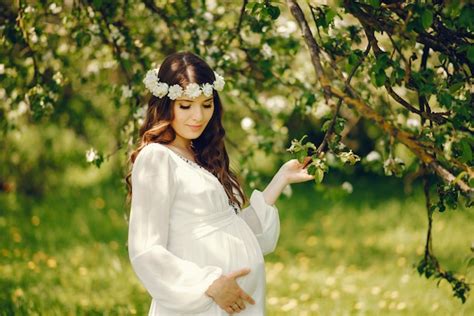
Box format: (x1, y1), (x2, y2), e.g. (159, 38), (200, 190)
(128, 143), (280, 315)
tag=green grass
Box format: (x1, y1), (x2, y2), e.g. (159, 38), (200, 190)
(0, 174), (472, 315)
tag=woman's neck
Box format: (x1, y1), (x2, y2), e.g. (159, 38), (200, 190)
(169, 136), (194, 157)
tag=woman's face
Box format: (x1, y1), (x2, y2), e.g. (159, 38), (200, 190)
(171, 93), (214, 141)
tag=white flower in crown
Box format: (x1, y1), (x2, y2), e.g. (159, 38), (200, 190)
(142, 68), (169, 98)
(213, 71), (225, 91)
(142, 69), (158, 89)
(152, 82), (169, 98)
(184, 83), (202, 98)
(202, 83), (214, 97)
(168, 84), (184, 100)
(143, 67), (225, 98)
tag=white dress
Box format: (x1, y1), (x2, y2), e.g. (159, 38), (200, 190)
(128, 142), (280, 315)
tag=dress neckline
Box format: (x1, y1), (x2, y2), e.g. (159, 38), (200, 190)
(158, 144), (217, 178)
(154, 143), (240, 213)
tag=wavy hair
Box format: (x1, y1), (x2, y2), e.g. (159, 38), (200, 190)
(125, 51), (247, 209)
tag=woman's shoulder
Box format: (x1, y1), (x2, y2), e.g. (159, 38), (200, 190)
(134, 143), (175, 170)
(140, 142), (171, 155)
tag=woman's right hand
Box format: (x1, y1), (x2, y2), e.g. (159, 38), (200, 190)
(205, 268), (256, 314)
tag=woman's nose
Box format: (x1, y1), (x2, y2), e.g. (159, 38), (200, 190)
(192, 106), (204, 121)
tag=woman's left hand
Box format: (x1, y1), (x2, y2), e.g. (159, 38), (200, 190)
(278, 157), (315, 184)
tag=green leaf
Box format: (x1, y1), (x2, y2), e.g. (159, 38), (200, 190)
(421, 8), (433, 30)
(367, 0), (380, 8)
(372, 70), (386, 87)
(92, 0), (103, 9)
(321, 119), (332, 132)
(458, 5), (474, 29)
(335, 117), (346, 134)
(467, 45), (474, 64)
(296, 150), (307, 163)
(314, 168), (324, 183)
(438, 91), (452, 108)
(449, 82), (464, 94)
(307, 164), (316, 176)
(75, 31), (91, 47)
(459, 138), (473, 163)
(266, 5), (280, 20)
(325, 8), (337, 24)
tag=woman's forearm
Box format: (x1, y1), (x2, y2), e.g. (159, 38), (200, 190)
(261, 169), (288, 206)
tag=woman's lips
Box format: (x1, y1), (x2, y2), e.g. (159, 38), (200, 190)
(187, 124), (203, 131)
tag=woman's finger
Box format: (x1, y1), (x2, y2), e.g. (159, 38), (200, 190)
(231, 303), (241, 313)
(236, 299), (246, 310)
(227, 267), (251, 279)
(240, 291), (256, 305)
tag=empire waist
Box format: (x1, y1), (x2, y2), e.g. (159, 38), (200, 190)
(169, 205), (238, 240)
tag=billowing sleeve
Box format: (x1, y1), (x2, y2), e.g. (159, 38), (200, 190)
(128, 144), (222, 313)
(237, 189), (281, 255)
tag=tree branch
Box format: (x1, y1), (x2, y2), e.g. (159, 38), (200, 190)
(287, 0), (473, 197)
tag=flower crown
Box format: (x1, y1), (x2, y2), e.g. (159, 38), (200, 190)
(143, 67), (225, 100)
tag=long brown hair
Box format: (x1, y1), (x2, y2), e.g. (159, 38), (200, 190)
(125, 51), (247, 209)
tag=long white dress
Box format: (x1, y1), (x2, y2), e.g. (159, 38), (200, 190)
(128, 142), (280, 315)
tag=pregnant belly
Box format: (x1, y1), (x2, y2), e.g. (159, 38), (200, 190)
(174, 218), (265, 296)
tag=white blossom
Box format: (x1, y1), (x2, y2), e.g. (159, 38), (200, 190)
(28, 27), (38, 44)
(261, 43), (273, 59)
(53, 71), (63, 85)
(276, 20), (297, 38)
(206, 0), (218, 11)
(89, 24), (100, 35)
(203, 12), (213, 22)
(312, 101), (331, 119)
(436, 67), (447, 79)
(184, 83), (202, 98)
(86, 61), (100, 74)
(265, 95), (286, 113)
(0, 64), (4, 74)
(120, 51), (130, 59)
(87, 6), (95, 18)
(341, 181), (353, 194)
(406, 118), (420, 129)
(366, 150), (381, 162)
(18, 101), (28, 114)
(134, 39), (143, 48)
(134, 105), (147, 120)
(241, 117), (255, 131)
(168, 84), (184, 100)
(85, 148), (98, 163)
(121, 85), (133, 99)
(282, 184), (293, 197)
(24, 6), (35, 13)
(49, 3), (62, 14)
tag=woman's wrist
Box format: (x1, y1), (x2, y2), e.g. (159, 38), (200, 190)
(262, 169), (289, 205)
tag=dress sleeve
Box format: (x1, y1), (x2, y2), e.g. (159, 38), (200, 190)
(128, 144), (222, 313)
(237, 189), (281, 255)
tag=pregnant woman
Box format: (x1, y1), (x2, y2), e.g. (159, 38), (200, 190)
(126, 51), (314, 315)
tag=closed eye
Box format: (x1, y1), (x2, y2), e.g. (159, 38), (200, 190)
(180, 104), (213, 109)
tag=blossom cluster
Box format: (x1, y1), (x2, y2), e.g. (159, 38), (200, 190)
(143, 68), (225, 100)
